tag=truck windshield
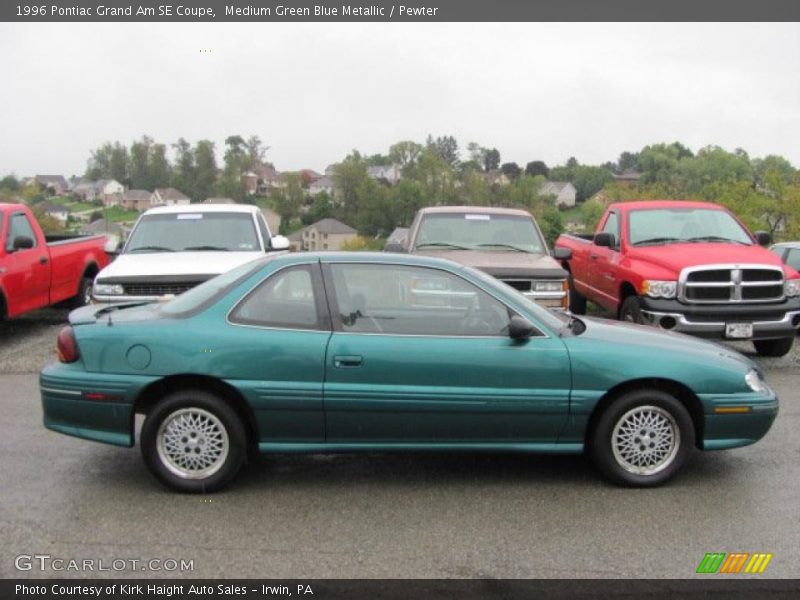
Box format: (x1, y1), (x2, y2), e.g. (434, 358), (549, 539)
(629, 208), (753, 246)
(415, 213), (546, 253)
(125, 212), (260, 253)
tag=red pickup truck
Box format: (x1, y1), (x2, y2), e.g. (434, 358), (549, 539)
(556, 200), (800, 357)
(0, 203), (113, 319)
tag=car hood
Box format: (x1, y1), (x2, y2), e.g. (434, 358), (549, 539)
(414, 249), (567, 279)
(96, 251), (264, 280)
(567, 315), (755, 370)
(626, 243), (787, 275)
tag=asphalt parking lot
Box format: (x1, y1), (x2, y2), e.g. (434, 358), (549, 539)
(1, 308), (798, 579)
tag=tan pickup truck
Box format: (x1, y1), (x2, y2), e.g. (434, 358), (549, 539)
(386, 206), (570, 309)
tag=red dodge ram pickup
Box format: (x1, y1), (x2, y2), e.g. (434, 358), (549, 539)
(0, 203), (113, 319)
(556, 200), (800, 357)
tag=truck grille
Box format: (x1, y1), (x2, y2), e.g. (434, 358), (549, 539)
(123, 281), (204, 297)
(503, 279), (532, 292)
(680, 265), (784, 304)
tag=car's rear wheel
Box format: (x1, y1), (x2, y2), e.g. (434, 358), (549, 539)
(141, 389), (247, 493)
(591, 389), (694, 487)
(753, 337), (794, 357)
(568, 276), (587, 315)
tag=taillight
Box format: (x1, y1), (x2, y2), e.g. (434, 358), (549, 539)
(56, 326), (80, 363)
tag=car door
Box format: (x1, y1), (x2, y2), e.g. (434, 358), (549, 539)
(589, 211), (621, 306)
(321, 260), (571, 444)
(224, 262), (332, 443)
(2, 211), (50, 316)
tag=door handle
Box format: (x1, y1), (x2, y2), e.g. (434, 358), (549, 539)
(39, 256), (48, 265)
(590, 254), (599, 260)
(333, 355), (363, 368)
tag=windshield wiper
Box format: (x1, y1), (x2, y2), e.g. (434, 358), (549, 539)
(632, 237), (680, 246)
(415, 242), (473, 250)
(475, 243), (533, 253)
(127, 245), (174, 253)
(686, 236), (749, 245)
(183, 245), (230, 251)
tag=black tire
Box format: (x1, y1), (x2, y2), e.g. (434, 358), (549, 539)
(568, 276), (587, 315)
(753, 337), (794, 358)
(141, 389), (247, 493)
(70, 277), (93, 309)
(619, 295), (644, 324)
(590, 389), (694, 487)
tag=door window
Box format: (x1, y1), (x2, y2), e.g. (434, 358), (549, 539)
(600, 212), (619, 250)
(230, 265), (324, 330)
(786, 248), (800, 271)
(329, 263), (512, 336)
(6, 213), (37, 251)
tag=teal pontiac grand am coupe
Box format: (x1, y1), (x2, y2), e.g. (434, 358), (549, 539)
(40, 252), (778, 492)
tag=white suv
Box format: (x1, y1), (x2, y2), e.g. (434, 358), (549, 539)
(92, 204), (289, 303)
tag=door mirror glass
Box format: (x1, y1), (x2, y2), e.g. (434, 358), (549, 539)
(593, 232), (615, 248)
(551, 247), (571, 260)
(754, 231), (771, 247)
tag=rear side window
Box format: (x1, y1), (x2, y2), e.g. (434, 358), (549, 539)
(6, 213), (37, 251)
(230, 265), (325, 330)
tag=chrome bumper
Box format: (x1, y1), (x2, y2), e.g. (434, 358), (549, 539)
(641, 309), (800, 339)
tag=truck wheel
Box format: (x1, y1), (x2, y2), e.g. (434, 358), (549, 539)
(591, 389), (694, 487)
(568, 277), (587, 315)
(753, 337), (794, 358)
(619, 296), (644, 324)
(71, 277), (93, 308)
(141, 389), (247, 493)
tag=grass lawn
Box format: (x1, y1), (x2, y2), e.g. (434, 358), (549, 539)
(64, 201), (96, 212)
(103, 206), (140, 223)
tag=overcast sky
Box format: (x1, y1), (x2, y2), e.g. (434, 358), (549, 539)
(1, 22), (799, 177)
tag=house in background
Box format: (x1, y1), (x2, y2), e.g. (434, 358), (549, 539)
(287, 229), (304, 252)
(203, 197), (236, 204)
(73, 179), (98, 202)
(367, 165), (402, 186)
(116, 189), (153, 211)
(540, 181), (577, 208)
(96, 179), (125, 204)
(309, 176), (335, 197)
(300, 218), (357, 251)
(39, 201), (70, 224)
(483, 170), (510, 187)
(152, 187), (190, 206)
(254, 165), (285, 194)
(35, 175), (69, 196)
(613, 170), (641, 185)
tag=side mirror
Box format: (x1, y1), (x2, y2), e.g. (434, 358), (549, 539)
(551, 247), (572, 260)
(12, 236), (34, 251)
(269, 235), (290, 251)
(509, 315), (535, 340)
(384, 241), (407, 253)
(593, 232), (615, 248)
(754, 231), (771, 247)
(104, 235), (121, 255)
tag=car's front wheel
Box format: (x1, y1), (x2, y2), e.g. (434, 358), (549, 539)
(591, 389), (694, 487)
(753, 337), (794, 358)
(141, 389), (247, 493)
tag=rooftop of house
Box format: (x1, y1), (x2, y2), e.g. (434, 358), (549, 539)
(307, 218), (357, 235)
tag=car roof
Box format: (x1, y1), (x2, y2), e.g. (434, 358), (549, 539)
(772, 241), (800, 249)
(607, 200), (726, 211)
(418, 205), (533, 217)
(142, 203), (259, 215)
(272, 251), (471, 271)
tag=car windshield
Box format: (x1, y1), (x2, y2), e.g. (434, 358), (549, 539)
(158, 258), (268, 316)
(125, 212), (260, 253)
(629, 208), (753, 246)
(415, 213), (546, 253)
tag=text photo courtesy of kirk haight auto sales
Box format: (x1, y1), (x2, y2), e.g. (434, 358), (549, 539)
(1, 2), (800, 598)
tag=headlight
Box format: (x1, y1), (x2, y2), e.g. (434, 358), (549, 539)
(745, 369), (768, 394)
(533, 280), (565, 292)
(641, 280), (677, 299)
(785, 279), (800, 298)
(93, 283), (124, 296)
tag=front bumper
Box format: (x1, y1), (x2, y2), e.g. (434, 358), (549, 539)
(40, 364), (158, 447)
(639, 296), (800, 340)
(699, 390), (779, 451)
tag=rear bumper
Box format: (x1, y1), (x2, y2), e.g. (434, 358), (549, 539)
(40, 364), (158, 447)
(639, 297), (800, 339)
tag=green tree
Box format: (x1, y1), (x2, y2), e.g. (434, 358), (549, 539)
(148, 143), (171, 189)
(525, 161), (549, 178)
(483, 148), (501, 171)
(389, 141), (422, 174)
(171, 138), (195, 197)
(501, 162), (521, 180)
(0, 175), (19, 191)
(193, 140), (218, 202)
(129, 135), (153, 190)
(274, 172), (304, 224)
(426, 134), (459, 166)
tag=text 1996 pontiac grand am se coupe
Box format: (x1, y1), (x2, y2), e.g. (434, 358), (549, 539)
(40, 252), (778, 492)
